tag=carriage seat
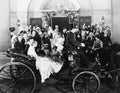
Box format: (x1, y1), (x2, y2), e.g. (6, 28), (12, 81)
(7, 49), (35, 62)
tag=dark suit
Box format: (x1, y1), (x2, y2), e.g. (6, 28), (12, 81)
(65, 31), (91, 67)
(14, 38), (25, 53)
(65, 32), (80, 50)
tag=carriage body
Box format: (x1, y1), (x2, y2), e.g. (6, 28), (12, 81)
(0, 50), (38, 93)
(2, 47), (119, 93)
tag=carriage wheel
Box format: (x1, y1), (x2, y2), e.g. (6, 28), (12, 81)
(72, 71), (100, 93)
(0, 62), (36, 93)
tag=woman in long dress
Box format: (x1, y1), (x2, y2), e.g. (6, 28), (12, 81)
(27, 37), (63, 83)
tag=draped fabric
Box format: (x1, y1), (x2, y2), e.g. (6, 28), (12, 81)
(35, 56), (63, 83)
(27, 41), (63, 83)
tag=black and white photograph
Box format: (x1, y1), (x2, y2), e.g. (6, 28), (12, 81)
(0, 0), (120, 93)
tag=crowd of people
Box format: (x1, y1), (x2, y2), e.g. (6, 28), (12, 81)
(9, 23), (112, 83)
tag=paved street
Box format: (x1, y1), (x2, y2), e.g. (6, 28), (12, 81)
(0, 52), (120, 93)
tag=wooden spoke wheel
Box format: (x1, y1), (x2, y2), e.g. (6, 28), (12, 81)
(72, 71), (100, 93)
(0, 62), (36, 93)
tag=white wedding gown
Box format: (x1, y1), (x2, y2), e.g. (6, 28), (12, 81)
(27, 43), (63, 83)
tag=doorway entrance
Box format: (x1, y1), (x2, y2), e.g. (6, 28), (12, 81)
(51, 17), (69, 32)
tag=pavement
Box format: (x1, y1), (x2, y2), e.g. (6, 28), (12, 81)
(0, 52), (120, 93)
(0, 52), (11, 66)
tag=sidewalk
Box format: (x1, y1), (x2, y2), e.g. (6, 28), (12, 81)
(0, 52), (10, 67)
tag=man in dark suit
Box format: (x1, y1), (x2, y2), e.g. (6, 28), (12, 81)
(65, 28), (92, 68)
(14, 35), (25, 53)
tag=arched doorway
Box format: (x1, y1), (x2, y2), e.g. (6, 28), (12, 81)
(27, 0), (80, 31)
(27, 0), (112, 32)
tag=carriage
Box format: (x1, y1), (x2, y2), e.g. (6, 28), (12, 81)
(0, 44), (120, 93)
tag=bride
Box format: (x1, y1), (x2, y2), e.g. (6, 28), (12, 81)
(27, 37), (63, 83)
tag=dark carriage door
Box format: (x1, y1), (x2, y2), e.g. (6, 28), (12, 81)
(51, 17), (69, 32)
(79, 16), (91, 26)
(30, 18), (42, 28)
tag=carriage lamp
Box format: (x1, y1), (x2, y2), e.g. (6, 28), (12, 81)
(68, 50), (78, 61)
(68, 54), (75, 68)
(70, 61), (75, 68)
(68, 51), (77, 68)
(68, 54), (74, 61)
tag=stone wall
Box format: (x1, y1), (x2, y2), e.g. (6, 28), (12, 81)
(112, 0), (120, 43)
(0, 0), (11, 52)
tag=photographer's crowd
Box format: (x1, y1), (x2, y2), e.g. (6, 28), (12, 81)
(9, 23), (112, 83)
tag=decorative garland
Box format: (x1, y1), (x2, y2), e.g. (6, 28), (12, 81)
(41, 9), (80, 28)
